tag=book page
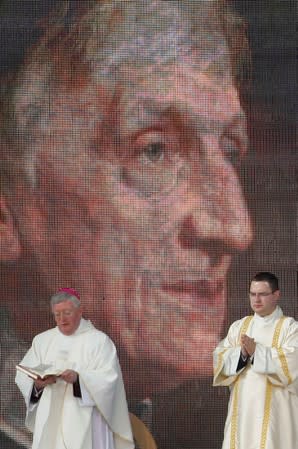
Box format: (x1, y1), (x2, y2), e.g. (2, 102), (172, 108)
(16, 364), (63, 380)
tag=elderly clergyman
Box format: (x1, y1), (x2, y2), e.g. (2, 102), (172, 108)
(15, 288), (134, 449)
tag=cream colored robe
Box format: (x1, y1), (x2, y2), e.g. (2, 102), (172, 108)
(15, 319), (134, 449)
(213, 306), (298, 449)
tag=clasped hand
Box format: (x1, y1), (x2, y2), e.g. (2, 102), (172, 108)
(34, 369), (78, 391)
(240, 334), (256, 358)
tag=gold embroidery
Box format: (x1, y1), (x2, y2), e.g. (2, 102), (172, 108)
(230, 378), (239, 449)
(272, 317), (292, 384)
(260, 382), (273, 449)
(276, 347), (292, 384)
(272, 316), (286, 348)
(229, 317), (253, 449)
(215, 316), (253, 383)
(214, 348), (228, 380)
(259, 316), (288, 448)
(238, 316), (253, 343)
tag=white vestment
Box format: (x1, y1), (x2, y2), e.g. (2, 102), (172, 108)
(213, 306), (298, 449)
(15, 319), (134, 449)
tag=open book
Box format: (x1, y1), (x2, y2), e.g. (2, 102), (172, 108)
(16, 364), (63, 380)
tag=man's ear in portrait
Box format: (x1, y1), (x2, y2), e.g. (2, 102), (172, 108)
(0, 193), (21, 262)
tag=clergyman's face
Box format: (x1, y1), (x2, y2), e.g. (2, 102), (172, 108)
(52, 300), (82, 336)
(8, 57), (252, 395)
(249, 281), (279, 317)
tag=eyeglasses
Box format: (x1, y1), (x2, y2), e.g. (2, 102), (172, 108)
(249, 291), (274, 298)
(53, 310), (75, 319)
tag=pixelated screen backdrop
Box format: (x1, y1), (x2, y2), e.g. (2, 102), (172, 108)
(0, 1), (296, 448)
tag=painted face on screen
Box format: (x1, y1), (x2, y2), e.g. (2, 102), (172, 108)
(0, 2), (252, 396)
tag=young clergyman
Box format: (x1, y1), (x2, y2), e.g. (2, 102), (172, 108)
(213, 272), (298, 449)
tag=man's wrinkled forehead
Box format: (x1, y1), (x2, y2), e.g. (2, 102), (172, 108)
(117, 67), (242, 136)
(89, 0), (230, 81)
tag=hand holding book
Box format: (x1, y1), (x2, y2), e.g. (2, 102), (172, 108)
(16, 364), (63, 380)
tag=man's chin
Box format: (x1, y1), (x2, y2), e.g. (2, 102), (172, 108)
(122, 349), (215, 400)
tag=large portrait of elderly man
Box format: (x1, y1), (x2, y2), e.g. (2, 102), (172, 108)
(0, 1), (296, 448)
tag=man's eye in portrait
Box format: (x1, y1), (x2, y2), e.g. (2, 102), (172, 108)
(221, 134), (242, 166)
(220, 120), (248, 167)
(133, 131), (174, 166)
(140, 141), (165, 164)
(118, 131), (182, 197)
